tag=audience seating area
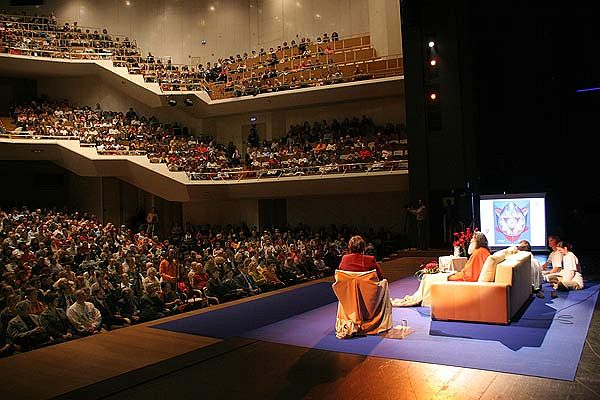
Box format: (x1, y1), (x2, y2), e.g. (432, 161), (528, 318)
(0, 206), (400, 357)
(2, 100), (409, 180)
(0, 12), (404, 99)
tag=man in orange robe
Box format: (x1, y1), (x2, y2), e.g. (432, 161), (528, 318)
(448, 232), (490, 282)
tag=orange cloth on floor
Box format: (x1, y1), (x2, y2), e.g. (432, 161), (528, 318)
(447, 247), (490, 282)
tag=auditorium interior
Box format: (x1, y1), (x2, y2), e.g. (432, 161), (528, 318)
(0, 1), (599, 399)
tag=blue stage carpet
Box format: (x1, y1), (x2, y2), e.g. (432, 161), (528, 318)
(151, 282), (338, 338)
(152, 277), (599, 381)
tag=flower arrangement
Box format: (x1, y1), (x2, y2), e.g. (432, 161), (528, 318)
(452, 227), (477, 257)
(415, 260), (440, 280)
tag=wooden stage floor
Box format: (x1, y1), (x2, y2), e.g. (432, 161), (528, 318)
(1, 251), (600, 400)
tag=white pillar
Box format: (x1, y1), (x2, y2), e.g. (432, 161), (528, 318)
(368, 0), (403, 57)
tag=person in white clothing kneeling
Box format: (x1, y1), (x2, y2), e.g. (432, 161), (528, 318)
(546, 241), (584, 297)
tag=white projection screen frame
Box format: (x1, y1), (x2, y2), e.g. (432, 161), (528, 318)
(479, 193), (547, 250)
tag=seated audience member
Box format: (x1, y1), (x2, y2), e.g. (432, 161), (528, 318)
(448, 232), (490, 281)
(1, 294), (19, 336)
(139, 284), (168, 322)
(337, 235), (384, 280)
(25, 287), (46, 315)
(142, 266), (161, 294)
(188, 262), (209, 294)
(67, 289), (103, 336)
(517, 240), (545, 298)
(547, 241), (584, 296)
(0, 319), (14, 357)
(39, 292), (75, 343)
(55, 278), (76, 310)
(542, 234), (563, 278)
(160, 282), (186, 313)
(116, 287), (141, 323)
(90, 285), (131, 330)
(257, 263), (285, 289)
(7, 300), (53, 351)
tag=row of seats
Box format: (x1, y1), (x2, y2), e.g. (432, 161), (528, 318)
(1, 12), (403, 99)
(4, 100), (408, 181)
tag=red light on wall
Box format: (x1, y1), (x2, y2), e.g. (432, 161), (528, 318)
(429, 93), (437, 100)
(429, 58), (437, 66)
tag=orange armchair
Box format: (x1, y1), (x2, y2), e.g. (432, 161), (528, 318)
(332, 270), (393, 338)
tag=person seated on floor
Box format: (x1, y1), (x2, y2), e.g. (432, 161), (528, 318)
(448, 231), (491, 281)
(542, 234), (563, 278)
(337, 235), (384, 281)
(546, 241), (584, 297)
(7, 300), (53, 351)
(517, 240), (545, 298)
(66, 289), (103, 336)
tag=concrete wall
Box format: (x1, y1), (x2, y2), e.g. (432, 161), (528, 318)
(368, 0), (403, 57)
(183, 199), (259, 228)
(182, 191), (409, 234)
(287, 191), (409, 233)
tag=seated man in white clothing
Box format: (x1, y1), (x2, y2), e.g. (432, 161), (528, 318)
(517, 240), (544, 298)
(67, 289), (103, 336)
(542, 234), (563, 280)
(546, 241), (584, 297)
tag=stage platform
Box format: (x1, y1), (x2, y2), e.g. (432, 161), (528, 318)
(1, 252), (600, 400)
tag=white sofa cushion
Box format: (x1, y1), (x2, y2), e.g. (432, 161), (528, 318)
(478, 246), (518, 282)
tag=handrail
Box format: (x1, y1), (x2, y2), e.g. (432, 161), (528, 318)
(185, 160), (408, 181)
(0, 132), (80, 140)
(1, 133), (408, 180)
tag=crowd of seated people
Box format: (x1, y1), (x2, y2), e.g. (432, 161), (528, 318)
(7, 99), (408, 179)
(203, 33), (381, 98)
(127, 30), (376, 95)
(0, 11), (138, 60)
(1, 11), (400, 98)
(243, 117), (408, 178)
(0, 205), (399, 357)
